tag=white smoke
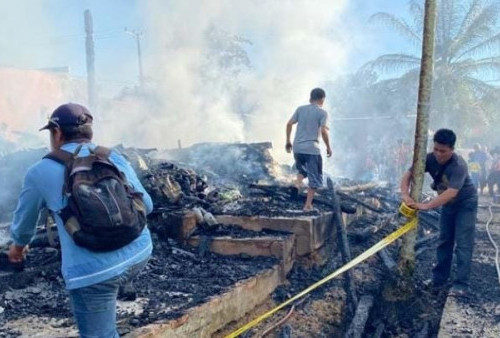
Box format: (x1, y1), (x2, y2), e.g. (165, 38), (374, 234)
(98, 0), (349, 166)
(1, 0), (350, 164)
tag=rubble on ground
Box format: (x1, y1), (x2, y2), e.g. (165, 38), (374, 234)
(1, 144), (499, 337)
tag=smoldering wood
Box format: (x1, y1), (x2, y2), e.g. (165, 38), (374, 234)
(418, 211), (440, 231)
(415, 246), (432, 258)
(171, 247), (197, 259)
(336, 191), (385, 213)
(415, 321), (429, 338)
(159, 142), (283, 185)
(348, 214), (395, 242)
(248, 183), (358, 214)
(373, 323), (385, 338)
(338, 182), (380, 193)
(415, 233), (439, 250)
(328, 178), (358, 317)
(344, 295), (374, 338)
(378, 248), (397, 271)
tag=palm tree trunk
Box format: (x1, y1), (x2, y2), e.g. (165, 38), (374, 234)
(398, 0), (437, 277)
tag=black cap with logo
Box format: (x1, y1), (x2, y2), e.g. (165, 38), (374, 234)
(39, 103), (93, 131)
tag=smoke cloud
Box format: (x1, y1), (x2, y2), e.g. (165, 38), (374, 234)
(98, 0), (349, 166)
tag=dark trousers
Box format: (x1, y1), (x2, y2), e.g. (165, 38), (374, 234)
(488, 171), (500, 196)
(432, 199), (477, 287)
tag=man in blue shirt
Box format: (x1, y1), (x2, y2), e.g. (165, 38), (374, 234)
(8, 103), (154, 338)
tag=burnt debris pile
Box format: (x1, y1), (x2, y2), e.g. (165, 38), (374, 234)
(156, 142), (288, 186)
(0, 143), (291, 336)
(0, 143), (476, 338)
(191, 223), (290, 239)
(0, 234), (277, 337)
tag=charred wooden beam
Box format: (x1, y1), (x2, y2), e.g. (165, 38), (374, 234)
(415, 322), (429, 338)
(418, 211), (440, 231)
(348, 214), (395, 242)
(249, 183), (357, 214)
(327, 178), (358, 316)
(378, 248), (396, 271)
(338, 182), (380, 193)
(336, 191), (385, 213)
(415, 233), (439, 250)
(344, 295), (374, 338)
(349, 225), (378, 242)
(373, 323), (385, 338)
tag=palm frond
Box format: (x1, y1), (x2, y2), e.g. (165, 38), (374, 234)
(461, 75), (498, 95)
(450, 2), (500, 58)
(408, 0), (424, 34)
(454, 56), (500, 78)
(454, 0), (483, 40)
(437, 0), (463, 45)
(364, 53), (421, 74)
(454, 32), (500, 60)
(369, 12), (421, 47)
(373, 68), (420, 90)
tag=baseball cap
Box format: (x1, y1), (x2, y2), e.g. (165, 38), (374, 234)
(39, 103), (93, 131)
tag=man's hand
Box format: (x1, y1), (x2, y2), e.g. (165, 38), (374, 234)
(413, 203), (431, 211)
(8, 244), (28, 263)
(286, 142), (293, 153)
(326, 146), (332, 158)
(402, 194), (416, 206)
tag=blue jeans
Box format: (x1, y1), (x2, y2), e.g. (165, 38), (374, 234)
(69, 259), (148, 338)
(432, 198), (477, 287)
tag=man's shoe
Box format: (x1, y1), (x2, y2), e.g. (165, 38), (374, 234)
(423, 278), (446, 290)
(449, 285), (469, 298)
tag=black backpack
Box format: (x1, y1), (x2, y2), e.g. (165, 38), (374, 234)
(44, 145), (147, 251)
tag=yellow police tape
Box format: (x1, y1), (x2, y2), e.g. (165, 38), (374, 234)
(225, 215), (418, 338)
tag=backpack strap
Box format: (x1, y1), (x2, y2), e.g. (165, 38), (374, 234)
(43, 149), (74, 167)
(93, 146), (112, 160)
(43, 147), (81, 197)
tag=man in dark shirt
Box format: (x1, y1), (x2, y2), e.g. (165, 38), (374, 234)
(400, 129), (478, 296)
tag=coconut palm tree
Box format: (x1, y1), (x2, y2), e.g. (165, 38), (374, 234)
(366, 0), (500, 140)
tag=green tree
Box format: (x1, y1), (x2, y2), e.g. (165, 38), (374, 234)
(366, 0), (500, 140)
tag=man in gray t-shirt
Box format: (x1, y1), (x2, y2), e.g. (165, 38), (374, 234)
(286, 88), (332, 211)
(400, 129), (478, 297)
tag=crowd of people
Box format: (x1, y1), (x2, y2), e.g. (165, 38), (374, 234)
(467, 143), (500, 199)
(353, 138), (500, 202)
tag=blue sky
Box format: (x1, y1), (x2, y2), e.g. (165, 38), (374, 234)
(0, 0), (410, 90)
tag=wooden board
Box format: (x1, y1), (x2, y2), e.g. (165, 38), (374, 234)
(126, 266), (281, 338)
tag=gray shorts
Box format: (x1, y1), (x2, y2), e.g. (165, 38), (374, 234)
(294, 153), (323, 189)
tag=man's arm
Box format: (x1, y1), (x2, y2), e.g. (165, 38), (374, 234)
(415, 161), (467, 210)
(414, 188), (458, 210)
(9, 170), (44, 262)
(400, 170), (415, 205)
(286, 118), (296, 153)
(320, 126), (332, 157)
(400, 169), (456, 210)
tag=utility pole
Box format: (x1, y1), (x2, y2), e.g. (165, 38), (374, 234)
(125, 28), (144, 88)
(398, 0), (437, 280)
(84, 10), (97, 113)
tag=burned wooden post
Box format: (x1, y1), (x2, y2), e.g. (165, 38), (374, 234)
(345, 295), (374, 338)
(327, 178), (358, 316)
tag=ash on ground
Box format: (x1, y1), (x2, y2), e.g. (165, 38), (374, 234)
(0, 233), (277, 337)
